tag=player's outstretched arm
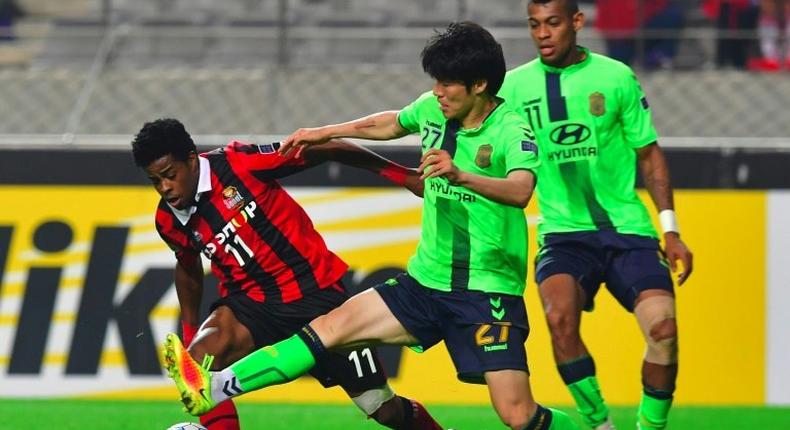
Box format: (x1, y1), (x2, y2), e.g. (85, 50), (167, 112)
(279, 111), (409, 158)
(419, 148), (535, 208)
(637, 143), (693, 285)
(303, 139), (423, 197)
(174, 256), (204, 337)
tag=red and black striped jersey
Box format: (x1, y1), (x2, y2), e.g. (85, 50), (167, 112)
(155, 141), (347, 304)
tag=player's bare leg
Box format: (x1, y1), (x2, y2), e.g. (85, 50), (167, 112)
(309, 288), (419, 348)
(189, 308), (254, 430)
(485, 370), (578, 429)
(634, 290), (678, 430)
(540, 274), (613, 429)
(540, 274), (588, 361)
(168, 289), (415, 413)
(311, 290), (442, 429)
(187, 307), (256, 369)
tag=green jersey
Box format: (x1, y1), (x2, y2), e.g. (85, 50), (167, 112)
(499, 48), (658, 239)
(398, 92), (540, 296)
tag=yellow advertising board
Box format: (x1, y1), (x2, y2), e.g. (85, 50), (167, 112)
(0, 187), (766, 405)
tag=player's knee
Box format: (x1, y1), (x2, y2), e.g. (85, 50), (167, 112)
(647, 318), (678, 363)
(635, 295), (678, 365)
(545, 310), (579, 343)
(311, 304), (359, 349)
(650, 317), (677, 343)
(309, 313), (340, 349)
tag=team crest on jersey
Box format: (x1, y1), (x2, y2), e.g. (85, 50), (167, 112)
(521, 140), (538, 155)
(191, 230), (203, 243)
(475, 144), (493, 168)
(222, 186), (245, 210)
(589, 92), (606, 116)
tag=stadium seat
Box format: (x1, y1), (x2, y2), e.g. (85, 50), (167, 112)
(381, 36), (429, 65)
(33, 17), (109, 68)
(112, 15), (211, 67)
(291, 12), (390, 65)
(204, 21), (292, 66)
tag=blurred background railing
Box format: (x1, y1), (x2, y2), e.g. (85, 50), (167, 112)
(0, 0), (788, 140)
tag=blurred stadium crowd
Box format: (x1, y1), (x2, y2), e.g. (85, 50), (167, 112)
(0, 0), (787, 138)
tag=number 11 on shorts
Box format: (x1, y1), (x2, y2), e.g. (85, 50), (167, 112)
(348, 348), (377, 378)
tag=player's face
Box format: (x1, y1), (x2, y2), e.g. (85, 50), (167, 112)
(432, 80), (480, 121)
(144, 152), (199, 210)
(527, 1), (584, 67)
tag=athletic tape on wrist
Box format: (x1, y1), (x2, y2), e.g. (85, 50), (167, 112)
(658, 209), (679, 234)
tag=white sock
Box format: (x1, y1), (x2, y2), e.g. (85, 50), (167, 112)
(210, 367), (240, 403)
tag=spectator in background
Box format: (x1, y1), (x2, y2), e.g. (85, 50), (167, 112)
(596, 0), (685, 69)
(750, 0), (789, 70)
(703, 0), (761, 69)
(0, 0), (23, 42)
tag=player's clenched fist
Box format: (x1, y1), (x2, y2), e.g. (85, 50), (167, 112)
(419, 149), (461, 183)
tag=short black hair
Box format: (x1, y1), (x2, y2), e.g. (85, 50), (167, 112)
(421, 21), (506, 97)
(131, 118), (196, 167)
(529, 0), (579, 16)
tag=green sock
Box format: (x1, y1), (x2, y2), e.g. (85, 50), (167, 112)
(567, 376), (610, 428)
(229, 333), (316, 392)
(547, 408), (580, 430)
(637, 390), (673, 429)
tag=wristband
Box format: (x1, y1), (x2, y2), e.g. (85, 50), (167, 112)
(181, 321), (199, 346)
(659, 209), (680, 234)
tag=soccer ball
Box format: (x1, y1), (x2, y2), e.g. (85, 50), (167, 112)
(166, 423), (207, 430)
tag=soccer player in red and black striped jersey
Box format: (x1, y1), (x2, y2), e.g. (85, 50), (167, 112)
(131, 118), (441, 430)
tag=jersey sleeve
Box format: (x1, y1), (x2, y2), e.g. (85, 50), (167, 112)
(502, 116), (541, 176)
(397, 91), (435, 133)
(221, 141), (309, 180)
(619, 70), (659, 149)
(155, 216), (199, 265)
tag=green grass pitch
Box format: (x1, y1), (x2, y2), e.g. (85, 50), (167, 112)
(1, 400), (789, 429)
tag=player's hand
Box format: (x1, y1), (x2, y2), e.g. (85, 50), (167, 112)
(404, 168), (425, 198)
(280, 127), (332, 159)
(418, 149), (462, 183)
(664, 232), (693, 286)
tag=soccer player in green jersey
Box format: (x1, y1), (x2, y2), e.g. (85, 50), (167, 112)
(498, 1), (694, 430)
(163, 21), (579, 430)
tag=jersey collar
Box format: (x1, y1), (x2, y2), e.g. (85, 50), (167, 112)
(539, 46), (591, 74)
(168, 156), (212, 225)
(458, 96), (505, 136)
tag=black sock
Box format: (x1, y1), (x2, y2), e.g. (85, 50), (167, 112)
(296, 325), (327, 358)
(557, 355), (596, 385)
(398, 395), (414, 428)
(523, 404), (553, 430)
(368, 395), (414, 429)
(644, 382), (675, 400)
